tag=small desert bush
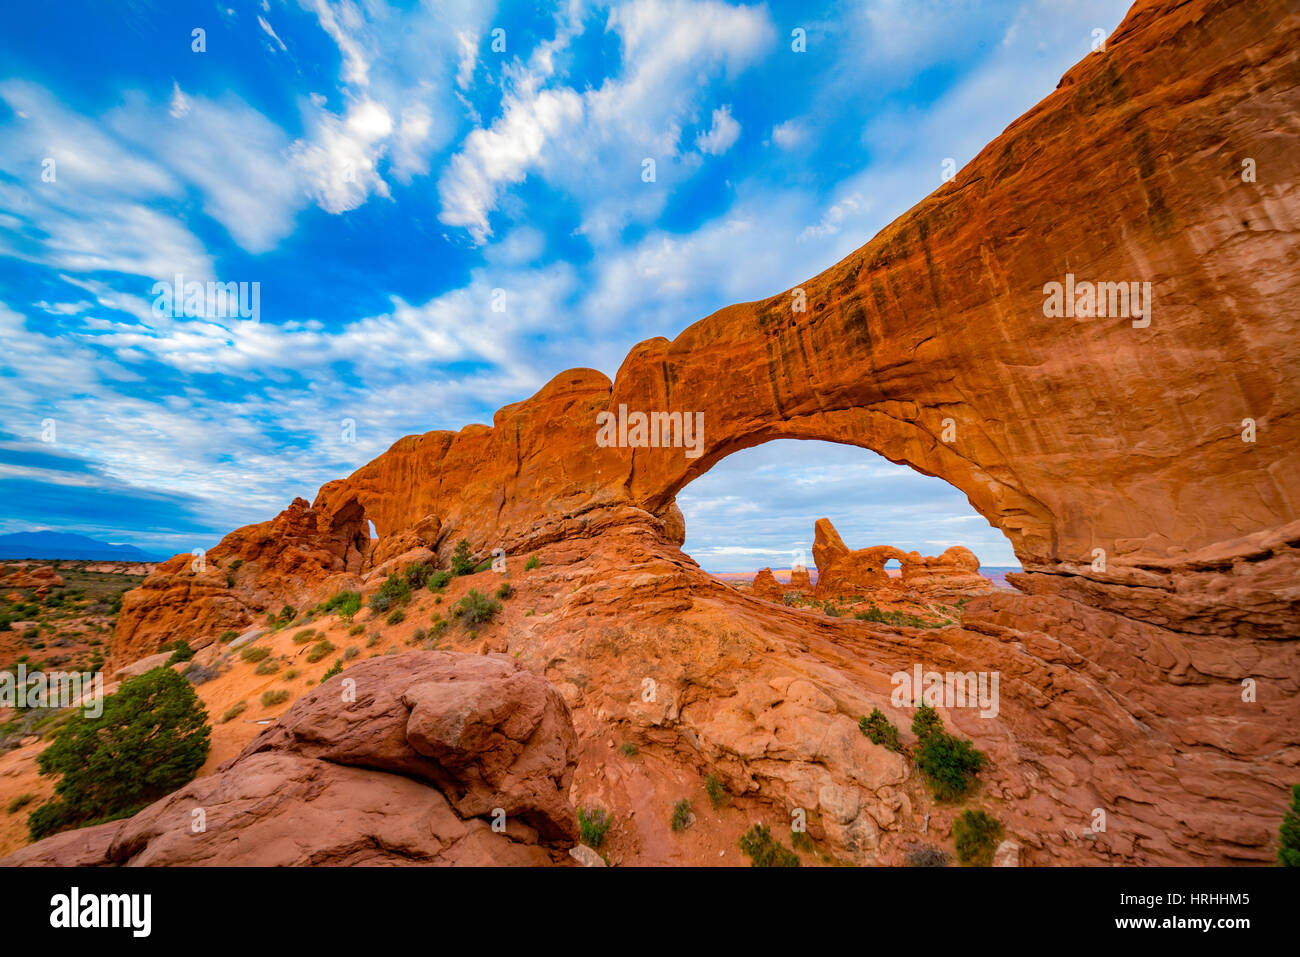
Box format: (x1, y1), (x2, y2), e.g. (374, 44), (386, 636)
(239, 645), (270, 663)
(386, 607), (406, 625)
(343, 646), (359, 661)
(524, 555), (540, 571)
(790, 829), (815, 854)
(369, 575), (411, 612)
(496, 581), (514, 600)
(426, 569), (452, 592)
(904, 843), (950, 867)
(859, 708), (902, 752)
(912, 707), (986, 801)
(953, 809), (1003, 867)
(165, 639), (194, 666)
(320, 660), (343, 683)
(450, 540), (475, 576)
(348, 623), (365, 637)
(321, 590), (362, 619)
(366, 632), (381, 648)
(305, 640), (336, 664)
(670, 798), (693, 832)
(291, 628), (317, 644)
(220, 701), (247, 723)
(578, 806), (611, 848)
(453, 589), (500, 627)
(619, 742), (639, 757)
(705, 773), (727, 809)
(282, 668), (300, 682)
(738, 824), (799, 867)
(260, 690), (289, 708)
(911, 703), (944, 742)
(218, 630), (238, 644)
(404, 563), (433, 589)
(254, 658), (280, 676)
(6, 793), (35, 814)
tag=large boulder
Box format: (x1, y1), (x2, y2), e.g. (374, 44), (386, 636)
(1, 652), (580, 866)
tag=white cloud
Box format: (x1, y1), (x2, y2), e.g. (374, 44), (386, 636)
(291, 97), (394, 214)
(696, 105), (740, 156)
(770, 119), (805, 150)
(437, 0), (774, 245)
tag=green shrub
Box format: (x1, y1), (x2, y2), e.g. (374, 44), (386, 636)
(705, 774), (727, 809)
(426, 570), (452, 592)
(859, 708), (902, 752)
(916, 731), (986, 801)
(29, 667), (209, 841)
(496, 581), (514, 600)
(790, 829), (815, 854)
(165, 639), (194, 666)
(305, 639), (336, 664)
(6, 793), (35, 814)
(525, 555), (540, 571)
(670, 798), (693, 832)
(473, 559), (493, 573)
(277, 605), (295, 623)
(453, 589), (501, 627)
(386, 607), (406, 625)
(953, 809), (1003, 866)
(366, 632), (381, 648)
(450, 540), (475, 576)
(254, 658), (280, 675)
(1280, 783), (1300, 867)
(320, 660), (343, 683)
(343, 646), (359, 661)
(738, 824), (799, 867)
(291, 628), (317, 644)
(218, 630), (238, 644)
(260, 690), (289, 708)
(349, 623), (365, 636)
(321, 590), (362, 619)
(403, 563), (433, 589)
(283, 668), (300, 681)
(578, 806), (611, 848)
(619, 742), (639, 757)
(911, 703), (944, 742)
(239, 645), (270, 663)
(220, 700), (247, 723)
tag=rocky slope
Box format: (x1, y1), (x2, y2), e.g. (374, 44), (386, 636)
(1, 653), (579, 866)
(54, 0), (1299, 866)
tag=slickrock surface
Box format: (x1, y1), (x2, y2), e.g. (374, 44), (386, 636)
(70, 0), (1300, 866)
(0, 653), (579, 866)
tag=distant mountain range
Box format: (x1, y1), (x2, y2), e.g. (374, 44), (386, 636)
(0, 531), (166, 562)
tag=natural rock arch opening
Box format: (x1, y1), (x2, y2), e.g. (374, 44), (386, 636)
(674, 438), (1014, 579)
(674, 438), (1014, 614)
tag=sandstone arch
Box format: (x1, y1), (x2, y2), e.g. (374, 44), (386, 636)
(99, 0), (1300, 867)
(119, 0), (1297, 654)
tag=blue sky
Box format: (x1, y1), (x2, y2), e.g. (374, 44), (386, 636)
(0, 0), (1130, 566)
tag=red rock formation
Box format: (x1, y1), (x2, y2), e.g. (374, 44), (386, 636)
(97, 0), (1300, 865)
(811, 518), (990, 600)
(111, 496), (369, 668)
(0, 652), (579, 866)
(0, 564), (64, 597)
(751, 567), (783, 600)
(789, 565), (812, 591)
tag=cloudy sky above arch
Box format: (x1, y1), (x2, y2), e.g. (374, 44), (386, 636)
(0, 0), (1130, 564)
